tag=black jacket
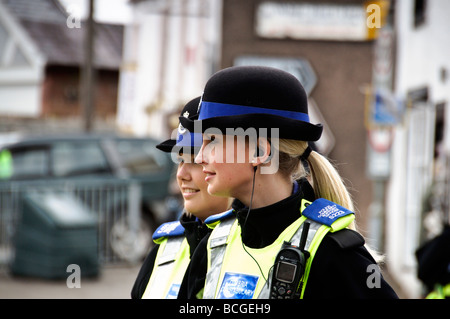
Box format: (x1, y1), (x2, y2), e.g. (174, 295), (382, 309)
(130, 213), (211, 299)
(416, 225), (450, 292)
(178, 179), (399, 299)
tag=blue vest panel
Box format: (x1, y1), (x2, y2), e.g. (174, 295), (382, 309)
(301, 198), (354, 227)
(152, 221), (185, 240)
(204, 209), (234, 225)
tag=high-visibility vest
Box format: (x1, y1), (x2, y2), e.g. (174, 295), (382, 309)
(0, 149), (12, 179)
(142, 221), (190, 299)
(426, 283), (450, 299)
(202, 199), (355, 299)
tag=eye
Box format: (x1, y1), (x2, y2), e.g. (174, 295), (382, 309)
(202, 134), (216, 145)
(175, 156), (184, 164)
(203, 133), (223, 147)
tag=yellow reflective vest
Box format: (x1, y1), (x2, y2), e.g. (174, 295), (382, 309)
(426, 283), (450, 299)
(202, 199), (355, 299)
(142, 221), (190, 299)
(0, 149), (12, 179)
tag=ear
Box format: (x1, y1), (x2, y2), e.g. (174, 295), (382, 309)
(252, 137), (271, 166)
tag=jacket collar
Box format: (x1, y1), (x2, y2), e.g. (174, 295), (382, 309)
(232, 178), (315, 248)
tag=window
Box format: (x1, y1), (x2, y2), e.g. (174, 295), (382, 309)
(9, 148), (49, 179)
(10, 46), (29, 67)
(414, 0), (427, 28)
(52, 141), (111, 177)
(0, 22), (8, 58)
(404, 87), (434, 266)
(434, 102), (445, 158)
(0, 20), (30, 68)
(114, 139), (164, 174)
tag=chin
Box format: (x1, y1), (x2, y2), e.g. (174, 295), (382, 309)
(207, 184), (219, 196)
(184, 201), (197, 212)
(207, 185), (229, 198)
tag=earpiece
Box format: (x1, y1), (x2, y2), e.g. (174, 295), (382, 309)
(254, 146), (265, 158)
(243, 148), (266, 284)
(252, 146), (260, 171)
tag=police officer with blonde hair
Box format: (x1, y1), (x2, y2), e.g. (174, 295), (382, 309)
(178, 66), (398, 299)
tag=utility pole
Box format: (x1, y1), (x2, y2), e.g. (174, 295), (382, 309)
(82, 0), (95, 132)
(366, 2), (395, 252)
(145, 0), (171, 136)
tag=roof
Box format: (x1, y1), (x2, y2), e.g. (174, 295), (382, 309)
(2, 0), (123, 70)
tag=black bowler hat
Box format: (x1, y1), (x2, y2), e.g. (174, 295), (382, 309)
(180, 66), (323, 141)
(156, 96), (203, 153)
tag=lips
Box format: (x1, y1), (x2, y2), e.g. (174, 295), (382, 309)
(203, 170), (216, 182)
(183, 188), (199, 193)
(182, 187), (199, 197)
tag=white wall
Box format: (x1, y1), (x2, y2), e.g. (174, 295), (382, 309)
(117, 0), (222, 138)
(0, 2), (45, 117)
(0, 84), (42, 116)
(386, 0), (450, 298)
(395, 0), (450, 105)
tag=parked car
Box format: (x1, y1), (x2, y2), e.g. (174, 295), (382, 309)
(0, 133), (175, 262)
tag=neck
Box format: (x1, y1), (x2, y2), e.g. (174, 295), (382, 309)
(241, 171), (292, 209)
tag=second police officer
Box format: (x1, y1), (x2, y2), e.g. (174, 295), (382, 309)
(131, 97), (232, 299)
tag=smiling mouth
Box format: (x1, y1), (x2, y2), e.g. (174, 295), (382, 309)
(183, 188), (199, 194)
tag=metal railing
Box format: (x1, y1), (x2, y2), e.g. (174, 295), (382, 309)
(0, 178), (142, 267)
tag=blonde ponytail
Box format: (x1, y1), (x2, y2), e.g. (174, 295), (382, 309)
(277, 140), (354, 211)
(277, 139), (357, 231)
(308, 151), (354, 210)
(276, 139), (385, 263)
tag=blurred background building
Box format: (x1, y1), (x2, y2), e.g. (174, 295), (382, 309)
(0, 0), (123, 134)
(0, 0), (449, 298)
(386, 0), (450, 298)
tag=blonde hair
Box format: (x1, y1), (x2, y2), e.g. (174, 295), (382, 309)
(277, 139), (354, 212)
(276, 139), (385, 263)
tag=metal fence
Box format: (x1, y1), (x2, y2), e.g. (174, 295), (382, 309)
(0, 179), (142, 267)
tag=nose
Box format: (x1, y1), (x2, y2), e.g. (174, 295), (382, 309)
(194, 142), (207, 165)
(176, 162), (191, 181)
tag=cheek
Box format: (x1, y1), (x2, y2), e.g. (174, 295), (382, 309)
(214, 163), (251, 191)
(176, 168), (183, 187)
(191, 167), (208, 191)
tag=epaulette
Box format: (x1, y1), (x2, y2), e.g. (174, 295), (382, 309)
(301, 198), (355, 232)
(327, 229), (365, 249)
(302, 198), (364, 249)
(152, 220), (185, 240)
(205, 209), (234, 229)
